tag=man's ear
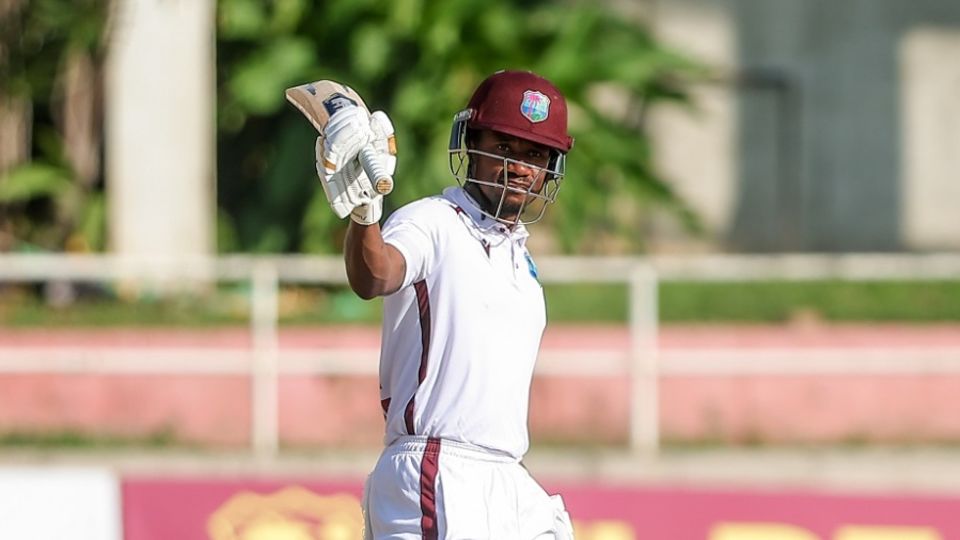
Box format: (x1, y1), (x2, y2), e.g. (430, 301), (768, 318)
(465, 128), (479, 149)
(464, 129), (478, 178)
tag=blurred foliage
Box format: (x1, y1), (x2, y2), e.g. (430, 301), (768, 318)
(0, 0), (111, 252)
(0, 0), (107, 97)
(216, 0), (706, 254)
(1, 0), (703, 255)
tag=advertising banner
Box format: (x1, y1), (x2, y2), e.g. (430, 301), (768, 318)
(559, 484), (960, 540)
(122, 477), (960, 540)
(123, 478), (364, 540)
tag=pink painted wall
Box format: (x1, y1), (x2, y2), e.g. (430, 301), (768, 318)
(2, 324), (960, 447)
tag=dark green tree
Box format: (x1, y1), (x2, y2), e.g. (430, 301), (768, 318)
(0, 0), (112, 252)
(216, 0), (704, 254)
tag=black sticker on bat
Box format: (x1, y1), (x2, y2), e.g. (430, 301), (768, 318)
(322, 93), (358, 116)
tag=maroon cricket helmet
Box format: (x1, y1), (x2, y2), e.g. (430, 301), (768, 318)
(464, 70), (574, 153)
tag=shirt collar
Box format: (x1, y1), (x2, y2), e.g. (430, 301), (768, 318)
(442, 186), (530, 242)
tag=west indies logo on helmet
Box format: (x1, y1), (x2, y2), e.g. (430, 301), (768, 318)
(520, 90), (551, 123)
(449, 70), (574, 225)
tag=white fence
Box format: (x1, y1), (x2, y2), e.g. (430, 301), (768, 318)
(2, 253), (960, 456)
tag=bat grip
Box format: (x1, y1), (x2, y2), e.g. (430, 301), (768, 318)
(359, 146), (394, 196)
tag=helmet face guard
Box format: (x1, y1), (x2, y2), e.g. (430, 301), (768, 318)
(448, 112), (565, 226)
(447, 70), (574, 226)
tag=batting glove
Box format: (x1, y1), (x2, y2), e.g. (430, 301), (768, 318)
(315, 108), (397, 225)
(316, 106), (376, 219)
(348, 111), (397, 224)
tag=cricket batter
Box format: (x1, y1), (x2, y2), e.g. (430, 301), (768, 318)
(315, 70), (575, 539)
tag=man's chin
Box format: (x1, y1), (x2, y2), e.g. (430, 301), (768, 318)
(494, 200), (524, 215)
(472, 185), (528, 218)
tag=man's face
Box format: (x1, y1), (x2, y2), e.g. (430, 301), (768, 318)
(469, 129), (552, 221)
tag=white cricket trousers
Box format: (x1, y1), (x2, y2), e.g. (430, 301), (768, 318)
(362, 436), (575, 540)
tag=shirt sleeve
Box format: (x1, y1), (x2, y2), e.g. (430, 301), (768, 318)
(381, 200), (446, 289)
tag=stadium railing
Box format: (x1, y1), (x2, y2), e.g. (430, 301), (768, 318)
(1, 253), (960, 456)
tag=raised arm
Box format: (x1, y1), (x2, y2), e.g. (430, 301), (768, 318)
(302, 102), (404, 299)
(344, 221), (406, 299)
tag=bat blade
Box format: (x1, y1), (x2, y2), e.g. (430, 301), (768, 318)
(284, 80), (371, 133)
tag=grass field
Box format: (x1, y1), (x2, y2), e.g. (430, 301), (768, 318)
(2, 280), (960, 326)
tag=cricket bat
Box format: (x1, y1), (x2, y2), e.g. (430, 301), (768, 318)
(285, 80), (395, 195)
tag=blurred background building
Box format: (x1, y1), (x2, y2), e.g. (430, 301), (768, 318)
(649, 0), (960, 252)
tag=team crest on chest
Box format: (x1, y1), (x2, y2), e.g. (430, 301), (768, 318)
(520, 90), (550, 123)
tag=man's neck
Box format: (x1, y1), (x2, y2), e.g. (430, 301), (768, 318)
(463, 184), (520, 228)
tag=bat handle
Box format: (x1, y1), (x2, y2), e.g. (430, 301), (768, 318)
(359, 146), (394, 196)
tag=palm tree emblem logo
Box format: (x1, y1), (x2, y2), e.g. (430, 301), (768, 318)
(520, 90), (551, 123)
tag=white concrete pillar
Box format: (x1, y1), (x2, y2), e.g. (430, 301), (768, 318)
(106, 0), (216, 262)
(647, 0), (738, 251)
(900, 27), (960, 250)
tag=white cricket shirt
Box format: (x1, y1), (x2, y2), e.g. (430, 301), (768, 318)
(378, 186), (546, 459)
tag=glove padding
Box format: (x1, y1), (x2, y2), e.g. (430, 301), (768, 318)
(316, 107), (396, 225)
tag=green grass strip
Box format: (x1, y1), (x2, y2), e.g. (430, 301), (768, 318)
(2, 280), (959, 326)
